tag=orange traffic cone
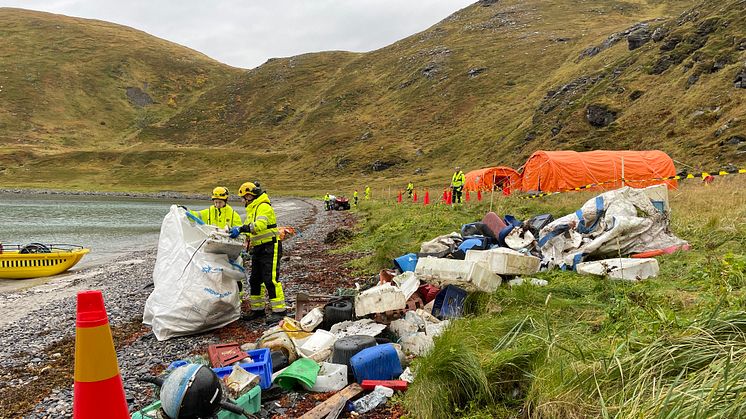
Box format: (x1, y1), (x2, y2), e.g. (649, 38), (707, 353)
(465, 190), (471, 202)
(413, 191), (418, 203)
(397, 191), (402, 203)
(73, 290), (129, 419)
(424, 189), (430, 205)
(477, 190), (482, 201)
(446, 190), (452, 205)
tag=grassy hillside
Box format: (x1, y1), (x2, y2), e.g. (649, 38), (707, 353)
(1, 1), (744, 193)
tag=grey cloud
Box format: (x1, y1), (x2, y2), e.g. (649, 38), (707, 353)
(0, 0), (474, 68)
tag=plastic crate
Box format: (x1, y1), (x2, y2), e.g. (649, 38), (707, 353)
(212, 348), (273, 390)
(130, 385), (261, 419)
(431, 285), (467, 320)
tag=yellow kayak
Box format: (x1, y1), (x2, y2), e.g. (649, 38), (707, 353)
(0, 243), (90, 279)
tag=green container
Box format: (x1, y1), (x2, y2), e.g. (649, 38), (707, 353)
(130, 385), (261, 419)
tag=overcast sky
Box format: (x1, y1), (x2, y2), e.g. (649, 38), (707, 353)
(1, 0), (475, 68)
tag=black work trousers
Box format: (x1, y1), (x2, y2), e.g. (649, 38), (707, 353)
(452, 186), (463, 204)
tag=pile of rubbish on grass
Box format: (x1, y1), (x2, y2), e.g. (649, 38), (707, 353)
(134, 185), (689, 418)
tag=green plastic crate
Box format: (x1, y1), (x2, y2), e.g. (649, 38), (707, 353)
(131, 385), (261, 419)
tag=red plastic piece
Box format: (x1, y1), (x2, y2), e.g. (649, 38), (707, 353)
(361, 380), (408, 391)
(208, 343), (248, 368)
(417, 284), (440, 304)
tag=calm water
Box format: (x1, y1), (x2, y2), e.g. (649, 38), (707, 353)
(0, 193), (245, 269)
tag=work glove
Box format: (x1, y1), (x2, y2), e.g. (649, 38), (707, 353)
(229, 227), (241, 239)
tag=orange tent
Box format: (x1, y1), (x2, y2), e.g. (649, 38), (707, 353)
(464, 166), (522, 192)
(520, 150), (677, 193)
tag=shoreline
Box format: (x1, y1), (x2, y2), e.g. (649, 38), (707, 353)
(0, 188), (205, 200)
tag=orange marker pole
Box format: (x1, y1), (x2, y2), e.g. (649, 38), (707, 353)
(423, 190), (430, 205)
(73, 290), (129, 418)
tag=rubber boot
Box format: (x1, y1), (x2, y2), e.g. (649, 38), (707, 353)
(243, 310), (266, 322)
(265, 311), (288, 326)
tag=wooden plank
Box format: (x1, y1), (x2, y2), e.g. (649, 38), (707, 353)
(299, 383), (363, 419)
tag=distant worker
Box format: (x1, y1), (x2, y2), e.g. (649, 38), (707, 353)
(229, 182), (287, 324)
(365, 185), (371, 200)
(190, 186), (242, 229)
(323, 193), (331, 211)
(353, 189), (359, 206)
(406, 181), (414, 199)
(450, 166), (465, 205)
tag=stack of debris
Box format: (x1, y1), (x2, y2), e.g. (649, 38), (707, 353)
(133, 186), (689, 418)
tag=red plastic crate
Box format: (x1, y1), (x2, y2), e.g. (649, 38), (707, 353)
(208, 342), (247, 368)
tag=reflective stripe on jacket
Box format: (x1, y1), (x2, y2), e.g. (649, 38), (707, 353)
(191, 204), (242, 229)
(451, 171), (465, 188)
(243, 193), (279, 246)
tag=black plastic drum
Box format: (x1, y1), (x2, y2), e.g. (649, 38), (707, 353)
(331, 335), (377, 373)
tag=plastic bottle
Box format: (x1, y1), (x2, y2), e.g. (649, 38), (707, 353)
(351, 385), (394, 413)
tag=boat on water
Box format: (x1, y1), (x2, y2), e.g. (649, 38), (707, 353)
(0, 243), (90, 279)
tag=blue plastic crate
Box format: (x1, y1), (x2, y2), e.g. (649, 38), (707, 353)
(350, 344), (402, 383)
(431, 285), (467, 320)
(212, 348), (273, 390)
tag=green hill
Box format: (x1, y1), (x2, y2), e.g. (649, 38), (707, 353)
(1, 1), (745, 193)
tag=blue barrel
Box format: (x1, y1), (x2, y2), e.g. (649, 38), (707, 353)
(350, 344), (402, 383)
(393, 253), (418, 272)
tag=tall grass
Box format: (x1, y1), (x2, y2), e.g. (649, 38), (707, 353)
(354, 180), (746, 417)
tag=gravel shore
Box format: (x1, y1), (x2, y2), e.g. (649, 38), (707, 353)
(0, 198), (369, 418)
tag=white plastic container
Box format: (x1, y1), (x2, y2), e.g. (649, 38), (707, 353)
(354, 283), (406, 317)
(414, 257), (501, 292)
(465, 248), (540, 276)
(300, 307), (324, 332)
(576, 258), (659, 281)
(203, 231), (245, 259)
(302, 362), (348, 392)
(298, 329), (337, 362)
(393, 271), (420, 300)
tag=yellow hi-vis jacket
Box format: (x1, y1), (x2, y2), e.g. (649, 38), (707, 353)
(241, 193), (279, 246)
(191, 204), (242, 229)
(451, 171), (465, 188)
(406, 182), (414, 192)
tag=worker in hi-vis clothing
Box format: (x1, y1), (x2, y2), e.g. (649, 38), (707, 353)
(406, 181), (414, 199)
(229, 181), (287, 324)
(190, 186), (242, 228)
(450, 166), (465, 205)
(323, 193), (331, 211)
(365, 185), (371, 200)
(353, 189), (359, 206)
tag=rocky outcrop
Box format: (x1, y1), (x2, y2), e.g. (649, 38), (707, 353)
(578, 21), (657, 60)
(735, 64), (746, 88)
(125, 87), (153, 107)
(628, 27), (652, 50)
(586, 104), (617, 127)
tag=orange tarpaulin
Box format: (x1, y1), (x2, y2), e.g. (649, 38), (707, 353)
(520, 150), (677, 193)
(464, 167), (522, 192)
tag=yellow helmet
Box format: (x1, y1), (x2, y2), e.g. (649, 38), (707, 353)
(238, 181), (262, 197)
(211, 186), (229, 200)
